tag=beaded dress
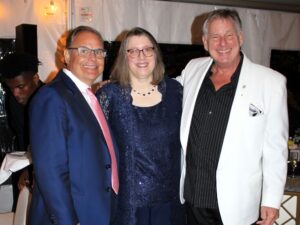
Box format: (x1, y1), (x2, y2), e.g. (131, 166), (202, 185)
(97, 77), (184, 225)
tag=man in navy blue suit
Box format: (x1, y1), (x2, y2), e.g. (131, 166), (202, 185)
(28, 26), (118, 225)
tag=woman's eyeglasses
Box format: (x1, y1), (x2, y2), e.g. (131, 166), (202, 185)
(126, 47), (155, 58)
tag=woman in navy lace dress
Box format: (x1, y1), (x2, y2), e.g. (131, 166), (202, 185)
(96, 27), (185, 225)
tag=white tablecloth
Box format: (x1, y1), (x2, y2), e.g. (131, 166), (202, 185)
(0, 184), (13, 213)
(0, 152), (32, 185)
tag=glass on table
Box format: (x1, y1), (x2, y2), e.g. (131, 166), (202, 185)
(289, 151), (299, 178)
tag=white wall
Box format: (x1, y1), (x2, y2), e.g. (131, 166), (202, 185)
(1, 0), (300, 81)
(0, 0), (67, 81)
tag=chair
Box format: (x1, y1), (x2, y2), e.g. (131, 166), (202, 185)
(0, 186), (31, 225)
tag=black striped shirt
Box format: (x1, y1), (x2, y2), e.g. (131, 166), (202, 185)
(184, 54), (243, 208)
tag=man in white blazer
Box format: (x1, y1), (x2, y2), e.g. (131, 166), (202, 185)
(177, 9), (288, 225)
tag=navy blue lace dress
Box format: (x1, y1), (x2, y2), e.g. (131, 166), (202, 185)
(96, 77), (185, 225)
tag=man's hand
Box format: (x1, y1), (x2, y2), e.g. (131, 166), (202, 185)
(92, 80), (110, 92)
(256, 206), (279, 225)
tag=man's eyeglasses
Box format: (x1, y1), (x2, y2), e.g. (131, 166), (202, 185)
(68, 46), (107, 58)
(126, 47), (155, 58)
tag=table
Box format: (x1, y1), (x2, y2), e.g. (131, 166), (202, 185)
(0, 151), (31, 212)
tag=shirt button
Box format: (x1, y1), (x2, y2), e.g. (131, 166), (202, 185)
(106, 187), (111, 192)
(105, 164), (111, 169)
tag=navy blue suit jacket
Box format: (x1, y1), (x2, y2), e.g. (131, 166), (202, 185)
(28, 70), (117, 225)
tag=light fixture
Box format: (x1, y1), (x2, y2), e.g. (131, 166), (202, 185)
(44, 0), (57, 16)
(50, 0), (55, 11)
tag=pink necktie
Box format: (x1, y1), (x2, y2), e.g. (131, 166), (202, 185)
(87, 88), (119, 194)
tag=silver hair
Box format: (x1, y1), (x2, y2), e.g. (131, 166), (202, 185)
(202, 9), (242, 36)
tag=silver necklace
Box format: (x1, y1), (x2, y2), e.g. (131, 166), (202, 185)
(132, 85), (156, 96)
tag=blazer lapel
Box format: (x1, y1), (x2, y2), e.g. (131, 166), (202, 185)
(217, 55), (253, 167)
(59, 71), (120, 163)
(58, 71), (101, 129)
(181, 58), (213, 153)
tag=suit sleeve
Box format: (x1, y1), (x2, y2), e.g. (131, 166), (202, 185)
(29, 87), (78, 225)
(261, 74), (288, 209)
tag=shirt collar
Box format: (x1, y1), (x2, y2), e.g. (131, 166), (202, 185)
(206, 52), (244, 82)
(63, 68), (90, 92)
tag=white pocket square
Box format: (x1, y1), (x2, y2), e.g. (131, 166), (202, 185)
(249, 103), (263, 117)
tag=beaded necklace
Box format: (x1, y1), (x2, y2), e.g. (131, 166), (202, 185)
(132, 85), (156, 96)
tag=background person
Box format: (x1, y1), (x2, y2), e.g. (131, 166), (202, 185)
(97, 27), (185, 225)
(177, 9), (288, 225)
(0, 52), (43, 210)
(28, 25), (118, 225)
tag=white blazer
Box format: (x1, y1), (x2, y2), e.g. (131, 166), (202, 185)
(177, 55), (288, 225)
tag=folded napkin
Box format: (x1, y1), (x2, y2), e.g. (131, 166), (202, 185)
(0, 151), (32, 185)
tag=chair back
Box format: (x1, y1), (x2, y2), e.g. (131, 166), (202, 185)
(13, 186), (30, 225)
(0, 212), (13, 225)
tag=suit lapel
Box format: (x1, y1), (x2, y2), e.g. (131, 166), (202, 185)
(58, 71), (101, 130)
(59, 71), (119, 162)
(181, 58), (213, 152)
(218, 55), (253, 167)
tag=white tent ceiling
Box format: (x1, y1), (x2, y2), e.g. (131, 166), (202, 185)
(155, 0), (300, 13)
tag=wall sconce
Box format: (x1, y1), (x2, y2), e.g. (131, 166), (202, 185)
(44, 0), (57, 16)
